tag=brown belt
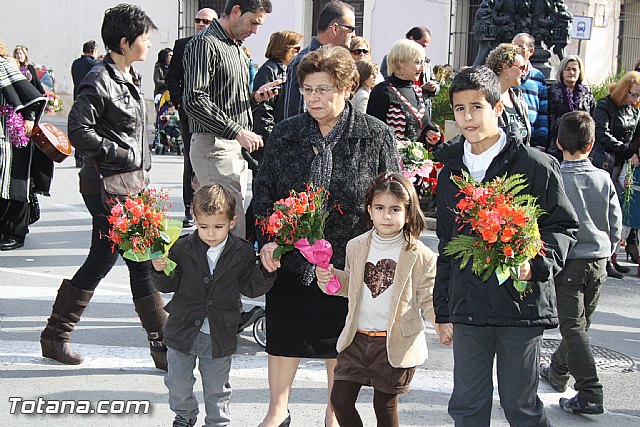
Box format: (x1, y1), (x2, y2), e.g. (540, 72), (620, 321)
(357, 329), (387, 337)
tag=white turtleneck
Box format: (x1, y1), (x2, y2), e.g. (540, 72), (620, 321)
(357, 230), (404, 332)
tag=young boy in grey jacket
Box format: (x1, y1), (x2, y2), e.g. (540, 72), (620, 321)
(540, 111), (622, 415)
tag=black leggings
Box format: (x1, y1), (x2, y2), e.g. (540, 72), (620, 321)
(330, 380), (399, 427)
(71, 193), (155, 299)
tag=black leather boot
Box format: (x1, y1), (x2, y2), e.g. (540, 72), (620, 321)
(606, 260), (624, 279)
(134, 292), (168, 371)
(40, 279), (94, 364)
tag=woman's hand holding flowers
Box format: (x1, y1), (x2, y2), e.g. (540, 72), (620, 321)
(260, 242), (281, 273)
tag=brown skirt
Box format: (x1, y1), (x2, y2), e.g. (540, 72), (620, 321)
(334, 331), (415, 394)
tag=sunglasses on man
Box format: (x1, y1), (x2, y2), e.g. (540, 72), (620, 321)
(194, 18), (212, 25)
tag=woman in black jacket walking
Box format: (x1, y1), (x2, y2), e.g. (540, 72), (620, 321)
(39, 4), (166, 370)
(592, 71), (640, 277)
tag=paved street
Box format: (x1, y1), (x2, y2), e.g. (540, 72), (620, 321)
(0, 116), (639, 426)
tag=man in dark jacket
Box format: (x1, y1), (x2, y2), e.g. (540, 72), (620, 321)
(70, 40), (99, 168)
(165, 7), (217, 228)
(434, 66), (578, 427)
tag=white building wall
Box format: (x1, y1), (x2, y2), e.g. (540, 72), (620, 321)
(565, 0), (620, 84)
(0, 0), (178, 109)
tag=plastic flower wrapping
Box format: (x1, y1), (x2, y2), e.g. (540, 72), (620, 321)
(1, 105), (29, 148)
(107, 188), (182, 276)
(397, 139), (442, 202)
(443, 172), (545, 298)
(258, 184), (342, 294)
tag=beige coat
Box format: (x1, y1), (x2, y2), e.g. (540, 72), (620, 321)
(319, 230), (437, 368)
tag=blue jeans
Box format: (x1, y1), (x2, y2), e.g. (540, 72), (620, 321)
(449, 324), (550, 427)
(165, 332), (232, 427)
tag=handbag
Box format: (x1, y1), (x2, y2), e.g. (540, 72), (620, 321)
(589, 146), (615, 174)
(28, 192), (40, 225)
(102, 169), (149, 196)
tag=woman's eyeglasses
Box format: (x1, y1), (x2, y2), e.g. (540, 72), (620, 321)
(299, 85), (336, 96)
(194, 18), (212, 25)
(628, 91), (640, 100)
(351, 49), (369, 55)
(290, 46), (301, 53)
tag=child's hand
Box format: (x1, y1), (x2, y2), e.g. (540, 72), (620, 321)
(518, 261), (532, 281)
(315, 264), (335, 285)
(260, 242), (281, 272)
(437, 323), (453, 346)
(151, 258), (168, 272)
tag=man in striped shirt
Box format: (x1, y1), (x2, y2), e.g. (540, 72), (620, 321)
(183, 0), (279, 239)
(513, 33), (549, 151)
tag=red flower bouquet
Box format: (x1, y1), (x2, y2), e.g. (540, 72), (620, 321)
(258, 185), (342, 294)
(107, 188), (182, 276)
(443, 172), (544, 297)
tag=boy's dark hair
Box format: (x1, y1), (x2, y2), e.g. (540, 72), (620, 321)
(192, 184), (236, 220)
(449, 66), (501, 108)
(224, 0), (273, 16)
(82, 40), (97, 54)
(101, 4), (157, 55)
(364, 173), (425, 249)
(406, 26), (430, 40)
(317, 1), (355, 32)
(557, 111), (595, 154)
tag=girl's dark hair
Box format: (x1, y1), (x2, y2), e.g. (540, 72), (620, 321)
(355, 59), (377, 91)
(364, 172), (425, 248)
(101, 4), (157, 55)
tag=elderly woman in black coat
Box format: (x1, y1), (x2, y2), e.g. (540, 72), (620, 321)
(253, 45), (399, 427)
(547, 55), (596, 160)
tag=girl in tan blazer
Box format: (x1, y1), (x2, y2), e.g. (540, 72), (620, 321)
(316, 172), (440, 427)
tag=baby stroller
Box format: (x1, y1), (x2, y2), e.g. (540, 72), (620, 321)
(152, 90), (183, 155)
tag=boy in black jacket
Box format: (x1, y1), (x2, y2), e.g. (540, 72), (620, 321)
(434, 66), (578, 426)
(151, 184), (278, 427)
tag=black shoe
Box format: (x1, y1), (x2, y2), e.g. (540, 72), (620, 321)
(606, 261), (624, 279)
(182, 213), (195, 228)
(0, 238), (24, 251)
(172, 415), (197, 427)
(613, 262), (630, 273)
(237, 306), (264, 333)
(559, 394), (604, 415)
(539, 363), (567, 393)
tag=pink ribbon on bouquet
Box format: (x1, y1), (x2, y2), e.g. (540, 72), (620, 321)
(294, 238), (342, 295)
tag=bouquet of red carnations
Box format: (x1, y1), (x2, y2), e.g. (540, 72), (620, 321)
(107, 188), (182, 276)
(259, 184), (342, 294)
(443, 172), (544, 298)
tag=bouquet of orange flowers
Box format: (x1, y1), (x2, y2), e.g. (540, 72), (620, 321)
(443, 172), (544, 297)
(259, 184), (342, 293)
(107, 188), (182, 276)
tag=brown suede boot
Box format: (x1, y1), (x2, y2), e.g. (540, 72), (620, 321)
(134, 292), (168, 371)
(40, 279), (94, 364)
